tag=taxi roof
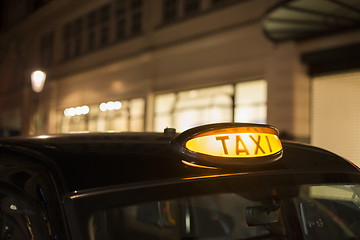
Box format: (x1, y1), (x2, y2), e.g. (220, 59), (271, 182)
(0, 132), (359, 195)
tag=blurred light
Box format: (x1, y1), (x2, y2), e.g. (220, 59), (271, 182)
(82, 105), (90, 114)
(114, 101), (122, 109)
(64, 109), (69, 117)
(37, 135), (50, 139)
(107, 101), (115, 110)
(10, 204), (17, 211)
(68, 107), (76, 117)
(100, 103), (107, 111)
(64, 105), (90, 117)
(99, 101), (122, 112)
(181, 160), (218, 169)
(112, 81), (123, 91)
(69, 131), (90, 134)
(75, 106), (82, 115)
(31, 70), (46, 93)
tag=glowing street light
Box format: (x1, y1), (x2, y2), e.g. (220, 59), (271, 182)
(30, 70), (47, 135)
(31, 70), (46, 93)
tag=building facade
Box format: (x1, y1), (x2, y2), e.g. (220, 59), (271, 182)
(0, 0), (360, 164)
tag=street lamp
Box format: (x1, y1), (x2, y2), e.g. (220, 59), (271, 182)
(30, 70), (47, 135)
(31, 70), (46, 93)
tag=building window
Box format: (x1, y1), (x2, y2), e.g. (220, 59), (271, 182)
(153, 81), (267, 132)
(114, 0), (144, 40)
(87, 11), (96, 29)
(59, 98), (145, 133)
(100, 4), (110, 46)
(154, 85), (234, 132)
(87, 10), (97, 51)
(63, 23), (71, 60)
(62, 0), (145, 57)
(131, 0), (143, 10)
(87, 31), (96, 51)
(115, 0), (126, 16)
(62, 17), (84, 60)
(162, 0), (204, 24)
(234, 80), (267, 124)
(100, 26), (109, 46)
(116, 19), (126, 39)
(183, 0), (200, 16)
(311, 71), (360, 165)
(74, 36), (82, 56)
(163, 0), (178, 22)
(74, 18), (83, 56)
(115, 0), (127, 40)
(131, 12), (142, 34)
(130, 0), (143, 35)
(100, 4), (110, 23)
(40, 32), (54, 67)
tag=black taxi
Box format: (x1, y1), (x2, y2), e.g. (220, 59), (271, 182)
(0, 123), (360, 240)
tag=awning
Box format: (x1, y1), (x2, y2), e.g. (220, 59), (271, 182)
(263, 0), (360, 42)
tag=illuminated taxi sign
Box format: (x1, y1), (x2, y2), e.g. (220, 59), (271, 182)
(173, 123), (283, 167)
(186, 131), (281, 158)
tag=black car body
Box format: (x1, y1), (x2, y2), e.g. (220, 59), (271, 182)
(0, 123), (360, 240)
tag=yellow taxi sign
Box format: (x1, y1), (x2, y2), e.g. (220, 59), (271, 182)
(173, 123), (283, 167)
(186, 132), (281, 158)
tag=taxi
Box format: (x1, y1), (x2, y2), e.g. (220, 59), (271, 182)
(0, 122), (360, 240)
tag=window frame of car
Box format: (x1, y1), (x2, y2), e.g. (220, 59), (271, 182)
(63, 170), (360, 240)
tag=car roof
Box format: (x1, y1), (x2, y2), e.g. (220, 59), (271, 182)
(0, 132), (359, 194)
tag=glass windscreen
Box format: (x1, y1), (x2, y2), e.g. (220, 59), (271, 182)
(89, 184), (360, 240)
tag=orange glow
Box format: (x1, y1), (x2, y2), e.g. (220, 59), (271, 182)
(182, 172), (251, 180)
(181, 160), (218, 169)
(185, 130), (282, 158)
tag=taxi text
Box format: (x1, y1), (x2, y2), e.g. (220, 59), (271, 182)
(215, 135), (273, 156)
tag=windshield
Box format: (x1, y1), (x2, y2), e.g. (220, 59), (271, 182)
(89, 184), (360, 240)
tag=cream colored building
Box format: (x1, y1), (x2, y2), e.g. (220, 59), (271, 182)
(0, 0), (360, 164)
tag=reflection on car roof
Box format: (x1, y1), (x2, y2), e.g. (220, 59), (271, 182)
(0, 132), (358, 194)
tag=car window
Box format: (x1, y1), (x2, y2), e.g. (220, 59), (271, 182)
(0, 188), (49, 240)
(90, 193), (269, 240)
(89, 184), (360, 240)
(299, 185), (360, 239)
